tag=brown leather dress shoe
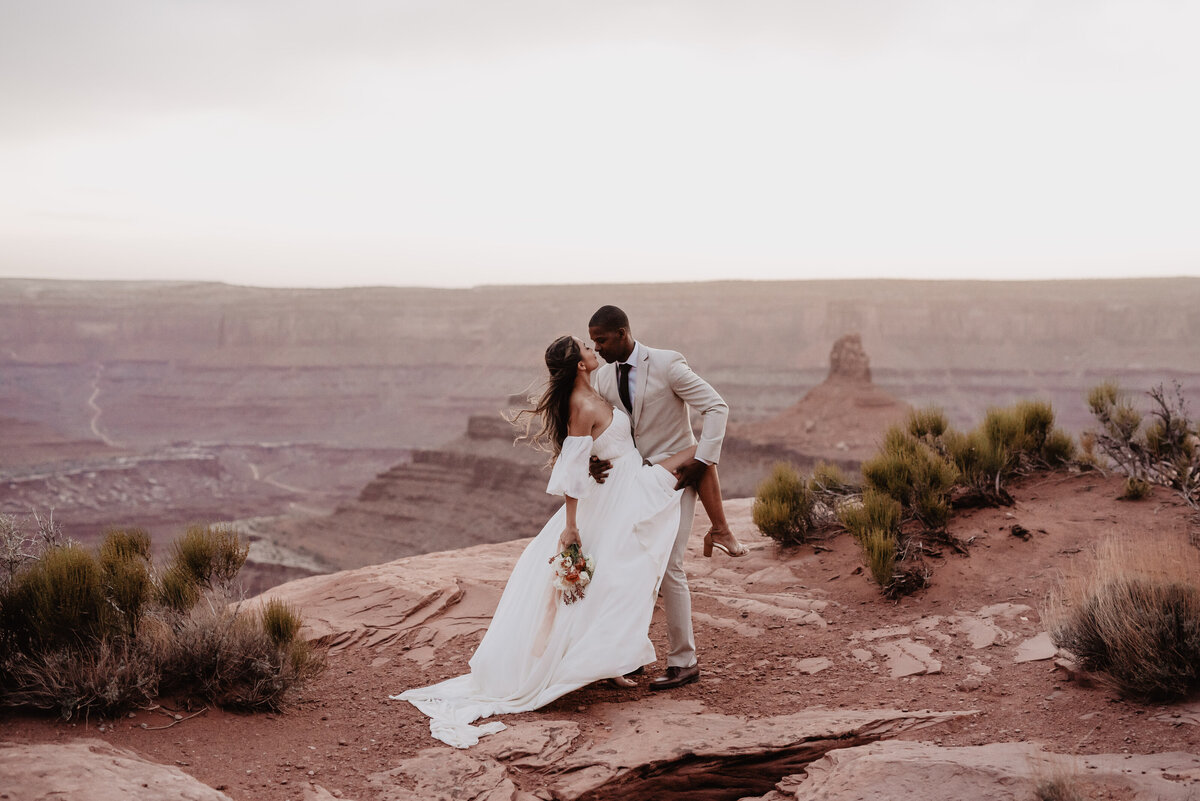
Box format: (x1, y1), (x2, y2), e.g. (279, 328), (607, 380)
(649, 663), (700, 691)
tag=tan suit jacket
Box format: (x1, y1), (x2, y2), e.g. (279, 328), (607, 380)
(593, 343), (727, 465)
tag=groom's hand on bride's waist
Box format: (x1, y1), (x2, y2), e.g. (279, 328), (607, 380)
(589, 456), (612, 484)
(673, 458), (708, 491)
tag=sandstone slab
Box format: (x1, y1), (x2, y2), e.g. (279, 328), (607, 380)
(751, 740), (1200, 801)
(876, 638), (942, 678)
(0, 739), (233, 801)
(1013, 632), (1057, 663)
(247, 539), (520, 663)
(369, 700), (975, 801)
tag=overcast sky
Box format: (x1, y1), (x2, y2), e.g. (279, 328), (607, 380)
(1, 0), (1197, 288)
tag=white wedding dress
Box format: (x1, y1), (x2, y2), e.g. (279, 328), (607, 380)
(394, 407), (683, 748)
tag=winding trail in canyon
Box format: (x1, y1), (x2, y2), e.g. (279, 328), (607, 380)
(87, 363), (121, 448)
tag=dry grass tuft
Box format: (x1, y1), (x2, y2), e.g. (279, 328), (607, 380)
(1047, 536), (1200, 701)
(0, 637), (161, 719)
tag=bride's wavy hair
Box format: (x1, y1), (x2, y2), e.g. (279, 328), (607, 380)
(511, 335), (582, 458)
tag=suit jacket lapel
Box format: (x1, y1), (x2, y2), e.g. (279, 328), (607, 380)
(633, 348), (649, 426)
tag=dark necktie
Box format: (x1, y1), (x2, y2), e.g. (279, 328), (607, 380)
(617, 362), (633, 414)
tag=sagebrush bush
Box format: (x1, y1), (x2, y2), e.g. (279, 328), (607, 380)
(944, 428), (1009, 498)
(0, 637), (160, 719)
(1042, 428), (1077, 466)
(984, 401), (1049, 454)
(809, 462), (854, 495)
(838, 489), (901, 543)
(1, 545), (112, 652)
(261, 598), (302, 647)
(163, 604), (322, 711)
(861, 528), (897, 587)
(982, 400), (1075, 468)
(98, 529), (152, 637)
(907, 406), (948, 441)
(99, 528), (151, 562)
(861, 426), (958, 530)
(0, 524), (321, 718)
(1086, 380), (1198, 508)
(157, 563), (201, 612)
(169, 525), (249, 589)
(1047, 537), (1200, 701)
(752, 463), (816, 544)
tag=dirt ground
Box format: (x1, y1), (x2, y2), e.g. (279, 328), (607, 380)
(2, 472), (1198, 800)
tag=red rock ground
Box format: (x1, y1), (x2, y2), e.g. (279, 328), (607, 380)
(1, 472), (1198, 800)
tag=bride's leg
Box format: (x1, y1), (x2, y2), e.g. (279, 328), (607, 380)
(657, 445), (697, 473)
(657, 448), (747, 557)
(695, 463), (747, 557)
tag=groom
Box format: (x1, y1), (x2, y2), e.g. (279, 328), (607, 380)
(587, 304), (727, 690)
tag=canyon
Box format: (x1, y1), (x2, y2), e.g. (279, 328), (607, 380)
(2, 277), (1199, 588)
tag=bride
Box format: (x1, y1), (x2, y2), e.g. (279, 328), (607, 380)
(395, 334), (736, 748)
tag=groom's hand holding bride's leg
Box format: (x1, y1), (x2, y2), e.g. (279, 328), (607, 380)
(671, 458), (707, 491)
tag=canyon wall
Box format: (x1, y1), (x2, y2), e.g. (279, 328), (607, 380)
(3, 277), (1199, 584)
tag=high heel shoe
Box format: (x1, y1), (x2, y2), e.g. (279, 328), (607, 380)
(703, 529), (748, 558)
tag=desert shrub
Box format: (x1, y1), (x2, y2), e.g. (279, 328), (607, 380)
(1087, 381), (1199, 509)
(1, 545), (113, 652)
(838, 489), (902, 543)
(168, 524), (249, 590)
(861, 426), (958, 530)
(1042, 428), (1077, 466)
(0, 637), (160, 719)
(0, 510), (73, 591)
(752, 463), (816, 544)
(1088, 381), (1141, 443)
(944, 428), (1009, 499)
(861, 528), (897, 587)
(157, 563), (202, 612)
(808, 462), (854, 496)
(99, 527), (151, 562)
(984, 401), (1050, 454)
(163, 604), (322, 711)
(1047, 537), (1200, 701)
(941, 400), (1074, 505)
(261, 598), (302, 647)
(0, 523), (320, 718)
(838, 491), (905, 591)
(98, 529), (153, 637)
(906, 406), (948, 441)
(1118, 477), (1151, 501)
(982, 400), (1075, 468)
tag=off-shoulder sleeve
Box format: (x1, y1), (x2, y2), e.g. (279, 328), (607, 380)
(546, 435), (594, 499)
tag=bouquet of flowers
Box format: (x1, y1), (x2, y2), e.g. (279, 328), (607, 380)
(549, 543), (596, 605)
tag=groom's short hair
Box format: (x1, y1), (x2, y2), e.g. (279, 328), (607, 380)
(589, 305), (629, 332)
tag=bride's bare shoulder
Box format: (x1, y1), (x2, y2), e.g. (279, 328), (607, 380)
(567, 395), (602, 436)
